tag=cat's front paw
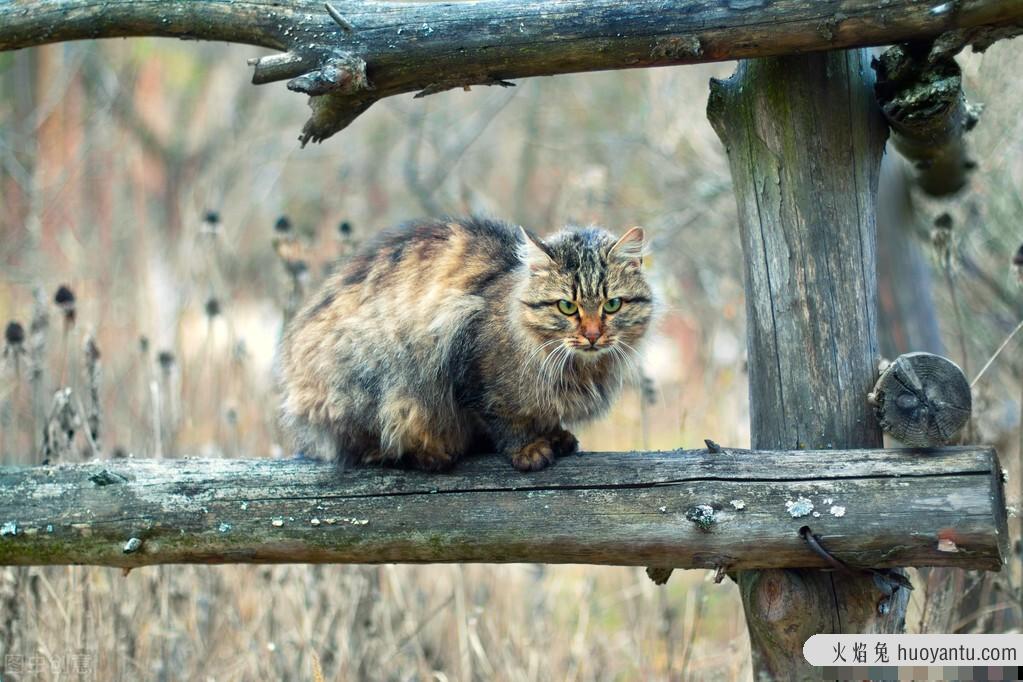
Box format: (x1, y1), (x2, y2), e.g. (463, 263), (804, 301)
(547, 427), (579, 457)
(510, 439), (556, 472)
(409, 450), (457, 472)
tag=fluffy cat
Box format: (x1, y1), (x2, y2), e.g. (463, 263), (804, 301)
(278, 217), (654, 472)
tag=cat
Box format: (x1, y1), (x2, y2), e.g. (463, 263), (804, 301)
(277, 216), (654, 472)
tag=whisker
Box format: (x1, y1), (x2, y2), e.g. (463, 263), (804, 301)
(609, 342), (641, 380)
(610, 345), (639, 394)
(546, 345), (568, 411)
(521, 339), (564, 403)
(537, 343), (567, 409)
(520, 338), (563, 379)
(557, 345), (573, 397)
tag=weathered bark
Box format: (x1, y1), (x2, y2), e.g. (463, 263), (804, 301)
(874, 44), (981, 196)
(1, 0), (1021, 144)
(708, 50), (904, 680)
(0, 447), (1008, 570)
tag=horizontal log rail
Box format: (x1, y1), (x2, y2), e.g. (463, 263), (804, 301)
(0, 446), (1008, 570)
(2, 1), (1020, 143)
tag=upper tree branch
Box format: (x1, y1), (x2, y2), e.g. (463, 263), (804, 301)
(1, 0), (1022, 145)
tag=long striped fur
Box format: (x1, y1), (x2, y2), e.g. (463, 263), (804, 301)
(278, 217), (654, 471)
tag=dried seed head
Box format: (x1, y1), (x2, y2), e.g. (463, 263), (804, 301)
(139, 336), (150, 354)
(157, 350), (176, 372)
(286, 260), (309, 277)
(204, 297), (222, 318)
(201, 210), (222, 236)
(54, 285), (75, 307)
(4, 321), (25, 346)
(55, 285), (76, 319)
(54, 285), (77, 326)
(274, 215), (292, 233)
(339, 220), (352, 236)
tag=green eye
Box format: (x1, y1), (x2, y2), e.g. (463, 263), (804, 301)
(557, 300), (578, 315)
(603, 298), (622, 313)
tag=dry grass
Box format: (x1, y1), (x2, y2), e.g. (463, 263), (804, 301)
(0, 32), (1022, 682)
(4, 563), (752, 681)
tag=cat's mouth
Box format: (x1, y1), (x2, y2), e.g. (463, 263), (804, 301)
(568, 341), (611, 355)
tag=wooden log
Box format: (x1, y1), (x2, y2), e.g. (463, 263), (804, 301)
(708, 49), (903, 680)
(1, 0), (1020, 144)
(0, 448), (1008, 570)
(874, 43), (981, 196)
(869, 352), (973, 447)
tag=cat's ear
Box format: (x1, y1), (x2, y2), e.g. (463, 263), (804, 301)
(518, 227), (555, 272)
(609, 226), (645, 267)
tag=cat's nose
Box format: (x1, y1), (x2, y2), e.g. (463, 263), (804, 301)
(583, 328), (601, 345)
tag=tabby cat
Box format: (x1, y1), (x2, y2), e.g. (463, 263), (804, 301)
(278, 217), (654, 472)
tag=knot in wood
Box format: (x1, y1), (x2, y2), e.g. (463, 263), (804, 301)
(288, 53), (369, 96)
(650, 35), (702, 61)
(870, 352), (971, 446)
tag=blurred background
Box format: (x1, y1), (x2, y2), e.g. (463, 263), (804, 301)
(0, 32), (1021, 681)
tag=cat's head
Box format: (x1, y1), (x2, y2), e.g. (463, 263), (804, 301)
(516, 225), (654, 361)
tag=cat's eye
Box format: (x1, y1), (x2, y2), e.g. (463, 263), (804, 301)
(557, 300), (578, 315)
(603, 298), (623, 313)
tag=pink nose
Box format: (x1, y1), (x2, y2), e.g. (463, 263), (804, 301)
(583, 328), (601, 345)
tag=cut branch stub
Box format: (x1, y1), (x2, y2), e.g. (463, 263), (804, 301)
(286, 53), (370, 96)
(289, 51), (377, 146)
(873, 44), (980, 196)
(251, 52), (315, 86)
(869, 352), (972, 447)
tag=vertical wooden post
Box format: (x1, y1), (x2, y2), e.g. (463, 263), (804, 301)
(708, 51), (908, 679)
